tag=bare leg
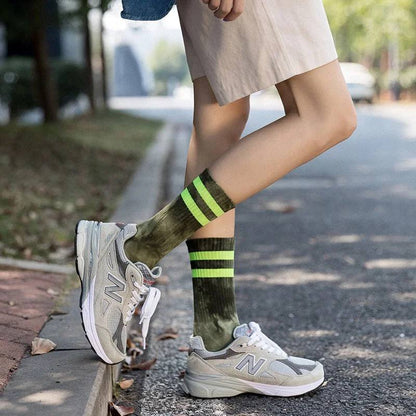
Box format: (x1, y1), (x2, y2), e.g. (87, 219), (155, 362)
(209, 59), (357, 203)
(184, 76), (250, 239)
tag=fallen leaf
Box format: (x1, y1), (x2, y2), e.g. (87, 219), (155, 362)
(47, 288), (59, 296)
(178, 346), (189, 352)
(156, 327), (178, 341)
(178, 370), (185, 379)
(281, 205), (296, 213)
(126, 338), (135, 349)
(31, 337), (56, 355)
(130, 357), (157, 370)
(156, 333), (178, 341)
(119, 379), (134, 389)
(109, 402), (135, 416)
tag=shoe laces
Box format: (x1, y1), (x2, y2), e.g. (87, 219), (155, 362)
(126, 263), (162, 349)
(246, 322), (288, 357)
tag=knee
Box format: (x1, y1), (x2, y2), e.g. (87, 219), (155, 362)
(312, 105), (357, 149)
(193, 106), (250, 148)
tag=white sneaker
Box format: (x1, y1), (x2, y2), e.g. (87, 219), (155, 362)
(181, 321), (324, 398)
(75, 220), (161, 364)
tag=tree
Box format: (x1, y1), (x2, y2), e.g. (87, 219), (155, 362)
(324, 0), (416, 69)
(98, 0), (112, 108)
(0, 0), (59, 123)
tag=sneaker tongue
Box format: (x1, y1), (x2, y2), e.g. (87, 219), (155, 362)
(233, 323), (254, 339)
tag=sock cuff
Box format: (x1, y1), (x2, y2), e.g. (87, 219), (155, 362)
(186, 237), (235, 252)
(199, 169), (235, 211)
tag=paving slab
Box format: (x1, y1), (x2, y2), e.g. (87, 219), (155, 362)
(0, 269), (65, 391)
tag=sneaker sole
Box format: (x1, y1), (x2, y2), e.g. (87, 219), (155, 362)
(181, 372), (325, 398)
(75, 220), (116, 364)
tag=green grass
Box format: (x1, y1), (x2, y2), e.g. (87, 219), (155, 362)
(0, 109), (163, 263)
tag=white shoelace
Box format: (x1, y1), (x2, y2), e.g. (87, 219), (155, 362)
(246, 322), (288, 358)
(125, 265), (162, 349)
(126, 281), (149, 322)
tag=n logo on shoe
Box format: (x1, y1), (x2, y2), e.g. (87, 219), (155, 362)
(104, 272), (125, 303)
(235, 354), (266, 375)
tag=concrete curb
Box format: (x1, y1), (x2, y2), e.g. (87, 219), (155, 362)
(0, 257), (72, 275)
(0, 121), (176, 416)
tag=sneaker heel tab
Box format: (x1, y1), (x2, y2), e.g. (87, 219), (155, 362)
(189, 335), (206, 351)
(123, 223), (138, 240)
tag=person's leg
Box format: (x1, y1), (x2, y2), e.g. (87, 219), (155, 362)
(209, 59), (357, 202)
(125, 59), (356, 265)
(77, 59), (357, 364)
(184, 76), (249, 351)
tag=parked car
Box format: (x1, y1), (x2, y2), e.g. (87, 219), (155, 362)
(340, 62), (376, 103)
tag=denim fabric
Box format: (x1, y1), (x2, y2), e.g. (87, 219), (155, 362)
(120, 0), (176, 21)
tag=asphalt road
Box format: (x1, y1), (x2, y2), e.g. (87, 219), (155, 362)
(118, 101), (416, 416)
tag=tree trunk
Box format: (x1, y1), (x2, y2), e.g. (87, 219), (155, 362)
(99, 5), (108, 108)
(81, 0), (95, 113)
(32, 0), (58, 123)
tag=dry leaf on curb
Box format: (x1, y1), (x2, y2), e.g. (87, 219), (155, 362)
(156, 327), (178, 341)
(280, 205), (296, 214)
(178, 346), (189, 352)
(119, 379), (134, 389)
(130, 357), (157, 370)
(31, 337), (56, 355)
(47, 288), (59, 296)
(156, 333), (178, 341)
(109, 402), (135, 416)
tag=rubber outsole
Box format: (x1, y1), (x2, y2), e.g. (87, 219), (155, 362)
(180, 374), (325, 399)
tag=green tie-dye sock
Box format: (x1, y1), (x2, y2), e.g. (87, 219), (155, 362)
(124, 169), (235, 268)
(186, 237), (240, 352)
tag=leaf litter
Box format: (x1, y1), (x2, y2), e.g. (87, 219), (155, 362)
(109, 401), (135, 416)
(31, 337), (56, 355)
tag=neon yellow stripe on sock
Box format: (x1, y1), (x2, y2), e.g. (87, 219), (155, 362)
(192, 269), (234, 278)
(189, 251), (234, 261)
(193, 176), (225, 217)
(181, 188), (209, 226)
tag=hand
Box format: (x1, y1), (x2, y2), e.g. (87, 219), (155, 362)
(201, 0), (245, 22)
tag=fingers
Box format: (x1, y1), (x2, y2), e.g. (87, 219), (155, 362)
(201, 0), (244, 21)
(222, 0), (244, 21)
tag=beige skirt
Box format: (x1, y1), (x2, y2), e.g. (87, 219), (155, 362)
(176, 0), (338, 106)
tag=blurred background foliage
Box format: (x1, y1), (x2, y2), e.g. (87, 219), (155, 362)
(324, 0), (416, 91)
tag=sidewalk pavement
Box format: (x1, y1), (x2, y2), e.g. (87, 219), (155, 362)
(0, 268), (66, 390)
(0, 121), (180, 415)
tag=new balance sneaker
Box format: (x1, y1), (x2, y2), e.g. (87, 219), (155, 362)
(75, 220), (161, 364)
(181, 321), (324, 398)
